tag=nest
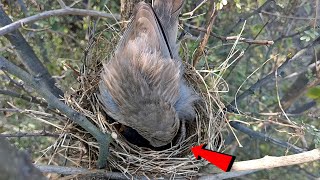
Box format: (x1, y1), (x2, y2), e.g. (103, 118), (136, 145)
(49, 29), (227, 179)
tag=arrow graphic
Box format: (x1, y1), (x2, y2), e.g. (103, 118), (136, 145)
(191, 144), (236, 172)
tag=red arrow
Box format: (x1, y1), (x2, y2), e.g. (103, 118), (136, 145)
(191, 144), (236, 172)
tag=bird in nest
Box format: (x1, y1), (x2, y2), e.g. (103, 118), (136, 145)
(99, 0), (198, 147)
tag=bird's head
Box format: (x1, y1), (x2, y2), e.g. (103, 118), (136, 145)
(124, 98), (180, 147)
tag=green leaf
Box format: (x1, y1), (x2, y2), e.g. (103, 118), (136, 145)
(300, 36), (306, 40)
(306, 87), (320, 99)
(217, 2), (223, 10)
(300, 35), (310, 42)
(236, 3), (242, 9)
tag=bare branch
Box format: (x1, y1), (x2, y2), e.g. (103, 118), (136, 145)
(229, 121), (305, 153)
(0, 89), (47, 107)
(0, 56), (111, 168)
(184, 23), (274, 45)
(198, 170), (259, 180)
(0, 6), (64, 97)
(0, 130), (60, 138)
(0, 6), (120, 36)
(57, 0), (67, 8)
(228, 37), (320, 111)
(231, 148), (320, 171)
(0, 138), (46, 180)
(225, 0), (275, 35)
(192, 1), (216, 66)
(289, 101), (317, 114)
(200, 148), (320, 179)
(35, 165), (131, 179)
(182, 0), (207, 17)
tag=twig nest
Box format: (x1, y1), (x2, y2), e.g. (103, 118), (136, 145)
(53, 31), (226, 178)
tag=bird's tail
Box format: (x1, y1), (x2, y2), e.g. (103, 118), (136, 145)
(153, 0), (185, 56)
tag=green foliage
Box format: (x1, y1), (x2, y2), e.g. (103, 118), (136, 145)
(307, 86), (320, 102)
(217, 0), (228, 10)
(300, 29), (319, 42)
(306, 125), (320, 148)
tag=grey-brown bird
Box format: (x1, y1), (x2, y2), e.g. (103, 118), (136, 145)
(99, 0), (197, 147)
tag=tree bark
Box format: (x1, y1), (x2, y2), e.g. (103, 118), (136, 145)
(0, 138), (46, 180)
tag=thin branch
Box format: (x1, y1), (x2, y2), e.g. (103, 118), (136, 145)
(0, 56), (111, 168)
(0, 6), (63, 97)
(0, 6), (120, 36)
(274, 26), (311, 43)
(289, 101), (317, 114)
(57, 0), (67, 8)
(231, 148), (320, 171)
(16, 0), (51, 64)
(228, 36), (320, 110)
(35, 165), (130, 179)
(261, 10), (320, 20)
(229, 121), (305, 153)
(0, 130), (60, 138)
(0, 105), (54, 117)
(182, 0), (207, 17)
(198, 170), (259, 180)
(3, 70), (25, 89)
(225, 0), (275, 35)
(283, 61), (320, 80)
(224, 18), (274, 81)
(0, 89), (47, 107)
(184, 23), (274, 45)
(192, 1), (216, 66)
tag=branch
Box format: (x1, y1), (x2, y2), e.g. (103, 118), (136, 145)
(34, 147), (320, 179)
(0, 138), (46, 180)
(223, 18), (273, 81)
(0, 130), (59, 138)
(0, 89), (48, 107)
(289, 101), (317, 114)
(224, 0), (275, 35)
(274, 26), (311, 43)
(278, 76), (320, 111)
(276, 50), (320, 111)
(283, 61), (319, 80)
(0, 6), (120, 36)
(200, 148), (320, 179)
(35, 165), (131, 179)
(0, 56), (111, 168)
(228, 37), (320, 110)
(229, 121), (305, 153)
(192, 1), (217, 66)
(184, 23), (274, 45)
(231, 148), (320, 171)
(198, 170), (259, 180)
(0, 6), (63, 97)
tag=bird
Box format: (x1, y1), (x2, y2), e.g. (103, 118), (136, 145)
(98, 0), (198, 147)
